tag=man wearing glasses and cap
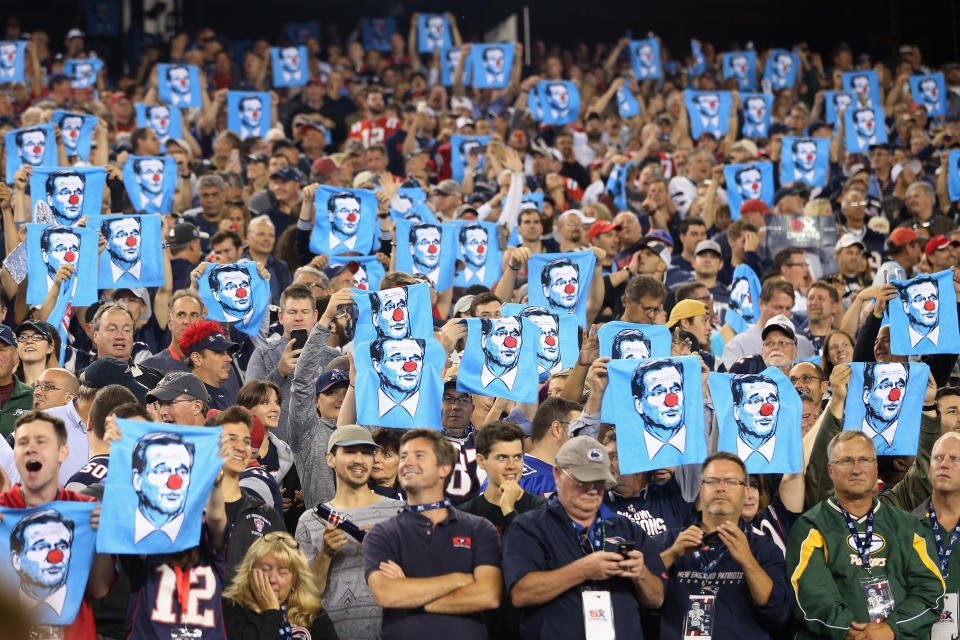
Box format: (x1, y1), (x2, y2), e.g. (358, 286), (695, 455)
(503, 436), (665, 639)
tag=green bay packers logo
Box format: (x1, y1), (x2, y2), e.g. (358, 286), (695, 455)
(846, 532), (885, 554)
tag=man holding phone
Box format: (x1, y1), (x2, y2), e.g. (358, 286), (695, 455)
(246, 284), (318, 443)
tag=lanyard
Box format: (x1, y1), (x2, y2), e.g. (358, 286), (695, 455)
(575, 518), (606, 555)
(693, 537), (729, 585)
(404, 499), (452, 513)
(840, 504), (875, 575)
(928, 499), (960, 576)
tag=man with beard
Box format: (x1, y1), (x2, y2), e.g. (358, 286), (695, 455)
(479, 317), (523, 392)
(348, 86), (400, 147)
(517, 307), (562, 375)
(556, 210), (589, 252)
(728, 315), (799, 375)
(295, 425), (402, 640)
(799, 281), (839, 355)
(181, 320), (239, 411)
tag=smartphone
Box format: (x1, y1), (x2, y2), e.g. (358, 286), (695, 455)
(616, 541), (636, 558)
(291, 329), (308, 350)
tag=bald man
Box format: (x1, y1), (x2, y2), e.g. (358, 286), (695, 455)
(33, 368), (80, 411)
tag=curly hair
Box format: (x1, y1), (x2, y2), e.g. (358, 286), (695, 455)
(178, 319), (225, 356)
(222, 533), (325, 627)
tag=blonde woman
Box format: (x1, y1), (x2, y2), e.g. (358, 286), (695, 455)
(223, 532), (339, 639)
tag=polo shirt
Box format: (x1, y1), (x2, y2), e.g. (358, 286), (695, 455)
(502, 495), (667, 640)
(362, 506), (500, 640)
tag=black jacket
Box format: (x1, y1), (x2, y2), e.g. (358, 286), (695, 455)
(224, 491), (285, 585)
(222, 599), (339, 640)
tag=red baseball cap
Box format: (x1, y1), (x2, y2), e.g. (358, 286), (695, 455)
(925, 234), (959, 256)
(740, 199), (771, 216)
(588, 221), (617, 242)
(888, 227), (919, 247)
(311, 157), (338, 175)
(110, 91), (130, 106)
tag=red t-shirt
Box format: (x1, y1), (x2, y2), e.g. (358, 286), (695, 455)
(348, 116), (401, 147)
(0, 486), (98, 640)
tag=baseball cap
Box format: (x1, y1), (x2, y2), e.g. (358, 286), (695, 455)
(643, 241), (672, 269)
(588, 221), (617, 241)
(65, 28), (85, 40)
(455, 116), (474, 130)
(352, 170), (378, 189)
(555, 436), (616, 487)
(925, 234), (959, 256)
(433, 179), (461, 196)
(405, 143), (427, 161)
(184, 331), (239, 356)
(270, 166), (302, 184)
(774, 183), (810, 205)
(112, 288), (149, 304)
(442, 373), (459, 388)
(246, 152), (268, 165)
(168, 221), (209, 247)
(694, 239), (722, 257)
(559, 209), (597, 225)
(645, 229), (674, 247)
(316, 369), (349, 394)
(327, 424), (381, 453)
(454, 204), (479, 219)
(731, 139), (758, 157)
(888, 227), (919, 247)
(0, 324), (17, 347)
(452, 295), (475, 317)
(166, 138), (193, 159)
(322, 261), (359, 279)
(740, 199), (772, 216)
(14, 320), (53, 342)
(80, 358), (149, 403)
(311, 157), (338, 176)
(667, 299), (708, 328)
(835, 233), (866, 253)
(761, 314), (797, 343)
(146, 371), (211, 405)
(451, 96), (473, 113)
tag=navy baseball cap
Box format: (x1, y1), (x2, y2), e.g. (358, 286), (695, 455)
(14, 320), (53, 342)
(322, 261), (359, 280)
(0, 324), (16, 347)
(185, 331), (239, 356)
(316, 369), (349, 394)
(80, 358), (150, 403)
(270, 166), (303, 184)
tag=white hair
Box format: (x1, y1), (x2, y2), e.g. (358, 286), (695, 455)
(248, 214), (275, 233)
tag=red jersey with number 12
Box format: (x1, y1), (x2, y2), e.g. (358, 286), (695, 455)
(348, 116), (401, 147)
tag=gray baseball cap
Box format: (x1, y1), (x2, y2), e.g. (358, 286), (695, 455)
(146, 371), (211, 405)
(327, 424), (382, 453)
(555, 436), (616, 487)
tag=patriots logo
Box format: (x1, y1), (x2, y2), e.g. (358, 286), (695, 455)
(453, 536), (471, 549)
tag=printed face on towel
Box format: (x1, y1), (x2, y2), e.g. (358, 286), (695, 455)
(17, 129), (48, 166)
(854, 108), (877, 140)
(146, 105), (172, 140)
(11, 510), (74, 603)
(166, 65), (192, 100)
(832, 92), (853, 114)
(793, 139), (818, 172)
(862, 362), (908, 433)
(850, 74), (872, 103)
(280, 47), (301, 75)
(732, 374), (780, 445)
(541, 257), (580, 311)
(632, 359), (685, 439)
(40, 227), (81, 278)
(482, 45), (506, 78)
(102, 216), (142, 270)
(910, 74), (947, 116)
(372, 287), (410, 339)
(131, 432), (194, 535)
(58, 114), (85, 155)
(900, 276), (939, 340)
(517, 307), (561, 372)
(69, 61), (96, 87)
(0, 42), (18, 78)
(208, 264), (252, 319)
(695, 93), (721, 118)
(134, 157), (166, 196)
(745, 95), (767, 126)
(729, 277), (756, 323)
(409, 223), (442, 272)
(481, 317), (523, 371)
(728, 53), (751, 85)
(459, 138), (483, 168)
(771, 52), (794, 84)
(328, 191), (362, 239)
(372, 337), (424, 400)
(239, 95), (263, 132)
(459, 224), (489, 269)
(45, 169), (85, 224)
(546, 82), (570, 115)
(425, 14), (447, 48)
(634, 41), (658, 77)
(734, 166), (763, 203)
(612, 328), (652, 360)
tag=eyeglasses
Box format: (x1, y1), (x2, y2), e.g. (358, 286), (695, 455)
(157, 398), (197, 408)
(32, 382), (68, 393)
(18, 334), (49, 344)
(763, 339), (794, 349)
(640, 303), (664, 315)
(789, 374), (823, 385)
(829, 456), (876, 469)
(560, 468), (606, 492)
(702, 477), (746, 488)
(263, 532), (300, 548)
(442, 395), (474, 407)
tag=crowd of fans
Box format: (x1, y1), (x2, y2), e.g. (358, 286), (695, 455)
(2, 11), (960, 640)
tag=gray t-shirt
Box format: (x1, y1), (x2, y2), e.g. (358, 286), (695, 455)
(296, 496), (402, 640)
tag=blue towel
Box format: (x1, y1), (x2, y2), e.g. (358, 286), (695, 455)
(949, 150), (960, 203)
(0, 501), (97, 625)
(601, 356), (707, 473)
(888, 269), (960, 355)
(722, 51), (756, 91)
(440, 45), (471, 87)
(198, 261), (270, 336)
(457, 317), (541, 403)
(502, 303), (580, 374)
(526, 250), (597, 328)
(842, 70), (881, 109)
(521, 191), (544, 212)
(309, 185), (377, 256)
(724, 161), (774, 218)
(26, 223), (99, 306)
(135, 102), (181, 151)
(29, 166), (107, 226)
(64, 58), (103, 89)
(88, 214), (165, 289)
(450, 219), (503, 288)
(0, 41), (27, 83)
(630, 38), (662, 80)
(844, 105), (887, 154)
(684, 90), (733, 139)
(388, 186), (432, 223)
(328, 255), (385, 292)
(842, 362), (930, 456)
(528, 81), (580, 125)
(725, 264), (762, 332)
(910, 73), (948, 117)
(709, 366), (802, 473)
(779, 136), (830, 188)
(417, 14), (452, 53)
(286, 21), (318, 44)
(362, 18), (396, 51)
(740, 92), (773, 139)
(354, 337), (444, 429)
(469, 44), (513, 89)
(353, 282), (434, 344)
(4, 124), (58, 183)
(450, 134), (489, 183)
(156, 63), (202, 108)
(689, 40), (707, 77)
(605, 160), (635, 212)
(98, 419), (225, 554)
(122, 155), (178, 214)
(395, 219), (457, 290)
(227, 91), (271, 140)
(270, 46), (309, 87)
(824, 91), (854, 125)
(617, 81), (642, 118)
(763, 49), (799, 89)
(598, 321), (671, 360)
(52, 110), (98, 158)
